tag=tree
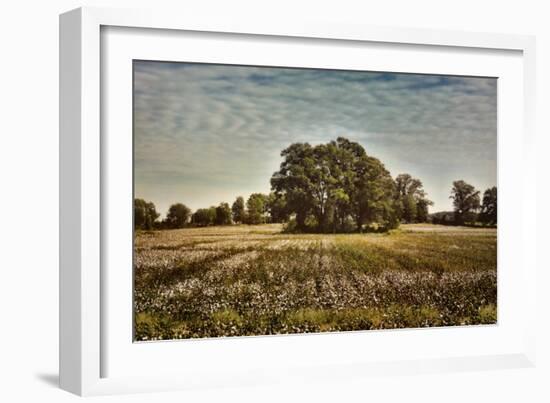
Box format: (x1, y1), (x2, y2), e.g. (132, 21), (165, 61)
(327, 137), (399, 231)
(231, 196), (246, 224)
(165, 203), (191, 228)
(479, 186), (497, 225)
(191, 207), (216, 226)
(270, 142), (316, 231)
(429, 211), (454, 225)
(267, 192), (289, 223)
(271, 137), (399, 232)
(331, 188), (350, 232)
(394, 173), (433, 223)
(246, 193), (269, 224)
(416, 198), (433, 223)
(402, 194), (418, 223)
(349, 152), (396, 231)
(450, 180), (480, 225)
(134, 198), (159, 230)
(215, 202), (232, 225)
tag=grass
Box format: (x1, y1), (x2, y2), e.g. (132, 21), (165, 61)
(134, 223), (497, 341)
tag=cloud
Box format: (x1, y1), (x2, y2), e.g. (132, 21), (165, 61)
(133, 61), (497, 215)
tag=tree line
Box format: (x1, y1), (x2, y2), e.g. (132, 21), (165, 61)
(430, 181), (497, 226)
(134, 192), (284, 230)
(135, 137), (497, 232)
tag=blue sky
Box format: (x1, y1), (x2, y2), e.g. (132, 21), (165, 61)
(134, 61), (497, 216)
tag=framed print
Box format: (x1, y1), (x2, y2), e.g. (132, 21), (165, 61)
(130, 61), (500, 342)
(59, 7), (537, 396)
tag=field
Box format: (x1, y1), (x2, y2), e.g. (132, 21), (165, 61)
(134, 224), (497, 341)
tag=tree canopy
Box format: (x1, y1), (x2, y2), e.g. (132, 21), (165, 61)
(245, 193), (269, 225)
(231, 196), (246, 224)
(215, 202), (232, 225)
(267, 192), (289, 223)
(134, 199), (159, 230)
(480, 186), (497, 225)
(271, 137), (400, 232)
(165, 203), (191, 228)
(191, 207), (217, 226)
(394, 173), (433, 223)
(450, 180), (481, 225)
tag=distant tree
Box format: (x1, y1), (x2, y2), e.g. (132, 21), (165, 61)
(134, 198), (159, 230)
(215, 202), (232, 225)
(394, 173), (433, 223)
(231, 196), (246, 224)
(165, 203), (191, 228)
(246, 193), (269, 225)
(416, 198), (433, 223)
(450, 180), (480, 225)
(191, 207), (216, 226)
(429, 211), (455, 225)
(395, 174), (422, 199)
(479, 186), (497, 225)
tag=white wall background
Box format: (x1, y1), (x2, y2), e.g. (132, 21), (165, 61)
(0, 1), (548, 402)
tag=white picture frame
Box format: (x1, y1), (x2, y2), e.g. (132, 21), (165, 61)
(59, 6), (537, 396)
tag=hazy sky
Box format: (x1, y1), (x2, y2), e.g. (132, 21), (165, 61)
(134, 61), (497, 217)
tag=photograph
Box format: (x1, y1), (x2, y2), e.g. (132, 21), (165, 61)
(132, 61), (497, 341)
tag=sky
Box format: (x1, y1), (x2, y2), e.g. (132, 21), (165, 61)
(134, 61), (497, 217)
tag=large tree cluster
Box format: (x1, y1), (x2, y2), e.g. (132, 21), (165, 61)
(270, 137), (416, 232)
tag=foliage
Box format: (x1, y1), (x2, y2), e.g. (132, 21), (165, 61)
(231, 196), (246, 224)
(245, 193), (269, 224)
(267, 192), (290, 223)
(450, 180), (480, 225)
(191, 207), (216, 226)
(134, 198), (159, 230)
(215, 202), (232, 225)
(416, 198), (431, 223)
(429, 211), (455, 225)
(394, 173), (433, 223)
(479, 186), (497, 225)
(165, 203), (191, 228)
(271, 137), (400, 233)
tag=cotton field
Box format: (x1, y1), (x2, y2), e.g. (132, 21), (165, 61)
(134, 224), (497, 341)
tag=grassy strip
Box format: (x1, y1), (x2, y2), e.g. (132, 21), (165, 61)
(334, 233), (496, 274)
(135, 303), (497, 341)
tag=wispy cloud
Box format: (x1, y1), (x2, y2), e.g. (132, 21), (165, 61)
(134, 61), (497, 215)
